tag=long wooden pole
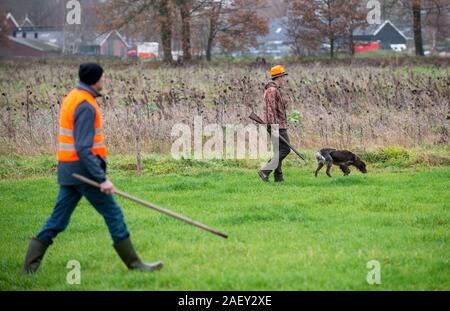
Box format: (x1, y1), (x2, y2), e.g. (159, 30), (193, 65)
(72, 174), (228, 239)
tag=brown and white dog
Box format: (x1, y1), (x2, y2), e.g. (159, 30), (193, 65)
(315, 148), (367, 177)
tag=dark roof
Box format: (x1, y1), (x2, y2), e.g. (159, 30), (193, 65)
(20, 15), (34, 28)
(83, 30), (130, 48)
(353, 20), (409, 40)
(6, 13), (20, 30)
(353, 24), (379, 36)
(6, 12), (65, 32)
(8, 36), (61, 52)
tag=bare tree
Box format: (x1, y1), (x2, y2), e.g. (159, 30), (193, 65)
(173, 0), (209, 61)
(203, 0), (224, 61)
(287, 0), (366, 58)
(201, 0), (268, 61)
(174, 0), (193, 61)
(156, 0), (174, 63)
(412, 0), (425, 56)
(341, 0), (367, 56)
(423, 0), (450, 52)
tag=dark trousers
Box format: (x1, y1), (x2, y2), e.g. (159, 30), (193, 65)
(37, 184), (130, 245)
(261, 129), (291, 176)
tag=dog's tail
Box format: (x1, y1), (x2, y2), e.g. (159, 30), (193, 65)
(316, 151), (326, 164)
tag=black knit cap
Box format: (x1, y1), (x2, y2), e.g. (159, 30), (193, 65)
(79, 63), (104, 85)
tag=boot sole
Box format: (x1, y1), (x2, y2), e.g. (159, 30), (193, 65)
(137, 261), (164, 272)
(152, 261), (164, 271)
(258, 171), (269, 182)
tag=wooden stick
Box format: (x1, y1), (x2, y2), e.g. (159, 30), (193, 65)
(72, 174), (228, 239)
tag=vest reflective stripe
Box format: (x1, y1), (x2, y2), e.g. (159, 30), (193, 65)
(59, 127), (104, 137)
(59, 142), (105, 150)
(57, 88), (108, 162)
(60, 128), (73, 136)
(59, 143), (75, 151)
(93, 142), (106, 148)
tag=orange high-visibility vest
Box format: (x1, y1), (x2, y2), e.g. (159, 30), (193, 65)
(57, 88), (107, 162)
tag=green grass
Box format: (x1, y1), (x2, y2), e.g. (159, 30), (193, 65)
(0, 163), (449, 290)
(1, 146), (449, 180)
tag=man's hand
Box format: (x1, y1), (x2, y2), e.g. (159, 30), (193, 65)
(100, 179), (115, 195)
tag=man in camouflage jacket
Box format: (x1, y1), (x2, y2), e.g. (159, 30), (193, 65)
(259, 65), (291, 183)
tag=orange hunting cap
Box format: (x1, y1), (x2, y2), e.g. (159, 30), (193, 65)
(271, 65), (288, 80)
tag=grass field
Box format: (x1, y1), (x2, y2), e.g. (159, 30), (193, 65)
(0, 159), (449, 290)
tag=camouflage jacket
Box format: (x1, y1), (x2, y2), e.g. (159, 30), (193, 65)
(260, 81), (288, 129)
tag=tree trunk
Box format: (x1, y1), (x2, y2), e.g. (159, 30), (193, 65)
(431, 29), (436, 53)
(206, 2), (222, 62)
(412, 0), (424, 56)
(158, 0), (174, 63)
(330, 37), (335, 59)
(180, 3), (192, 61)
(349, 32), (355, 56)
(206, 37), (214, 62)
(206, 16), (215, 62)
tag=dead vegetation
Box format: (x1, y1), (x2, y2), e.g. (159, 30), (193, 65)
(0, 60), (448, 156)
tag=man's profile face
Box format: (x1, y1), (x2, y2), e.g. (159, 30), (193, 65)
(92, 75), (106, 91)
(275, 76), (286, 86)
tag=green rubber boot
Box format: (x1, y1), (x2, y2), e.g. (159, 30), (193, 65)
(23, 237), (49, 274)
(113, 238), (163, 272)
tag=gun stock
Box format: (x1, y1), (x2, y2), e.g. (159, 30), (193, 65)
(249, 112), (264, 124)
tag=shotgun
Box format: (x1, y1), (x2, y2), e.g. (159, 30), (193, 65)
(249, 112), (306, 161)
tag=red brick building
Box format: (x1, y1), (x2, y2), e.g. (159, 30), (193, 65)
(81, 30), (130, 57)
